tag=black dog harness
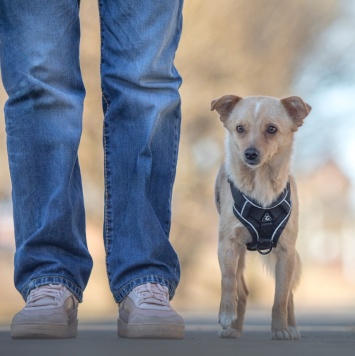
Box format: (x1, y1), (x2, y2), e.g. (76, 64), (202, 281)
(229, 180), (292, 255)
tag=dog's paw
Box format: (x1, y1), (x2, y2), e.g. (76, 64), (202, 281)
(219, 311), (237, 329)
(272, 329), (292, 340)
(272, 327), (300, 340)
(218, 327), (242, 339)
(288, 326), (301, 340)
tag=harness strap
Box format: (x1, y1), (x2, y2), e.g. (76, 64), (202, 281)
(229, 180), (292, 255)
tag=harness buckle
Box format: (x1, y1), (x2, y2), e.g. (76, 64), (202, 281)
(256, 239), (274, 255)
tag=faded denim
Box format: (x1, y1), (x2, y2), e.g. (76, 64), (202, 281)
(0, 0), (183, 303)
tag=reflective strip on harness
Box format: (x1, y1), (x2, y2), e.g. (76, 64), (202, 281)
(229, 180), (292, 255)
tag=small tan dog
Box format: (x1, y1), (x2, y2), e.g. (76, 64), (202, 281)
(211, 95), (311, 340)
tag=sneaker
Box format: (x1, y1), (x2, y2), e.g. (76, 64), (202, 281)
(117, 282), (185, 339)
(11, 284), (78, 339)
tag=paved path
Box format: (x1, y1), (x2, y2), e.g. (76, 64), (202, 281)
(0, 310), (354, 356)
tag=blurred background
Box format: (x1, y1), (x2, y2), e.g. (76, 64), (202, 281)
(1, 0), (354, 323)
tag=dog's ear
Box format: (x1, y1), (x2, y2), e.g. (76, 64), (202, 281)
(281, 96), (312, 129)
(211, 95), (242, 121)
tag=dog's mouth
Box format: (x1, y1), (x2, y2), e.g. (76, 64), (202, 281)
(244, 160), (261, 168)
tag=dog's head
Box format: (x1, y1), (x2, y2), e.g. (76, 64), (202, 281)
(211, 95), (311, 168)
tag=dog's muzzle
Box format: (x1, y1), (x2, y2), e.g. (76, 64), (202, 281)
(244, 148), (260, 165)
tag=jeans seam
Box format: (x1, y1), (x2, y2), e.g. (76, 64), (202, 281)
(167, 105), (181, 236)
(103, 104), (112, 286)
(102, 92), (110, 112)
(103, 125), (110, 253)
(99, 0), (113, 288)
(170, 105), (182, 279)
(98, 0), (111, 113)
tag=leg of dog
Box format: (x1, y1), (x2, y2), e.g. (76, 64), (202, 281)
(233, 249), (249, 333)
(218, 238), (242, 338)
(272, 248), (298, 340)
(286, 250), (302, 339)
(287, 292), (301, 339)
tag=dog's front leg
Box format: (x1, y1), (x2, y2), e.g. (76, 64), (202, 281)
(272, 248), (297, 340)
(218, 235), (242, 338)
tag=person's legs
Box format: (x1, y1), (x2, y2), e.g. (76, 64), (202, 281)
(99, 0), (183, 302)
(0, 0), (92, 304)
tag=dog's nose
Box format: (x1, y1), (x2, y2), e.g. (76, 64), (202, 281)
(245, 148), (259, 161)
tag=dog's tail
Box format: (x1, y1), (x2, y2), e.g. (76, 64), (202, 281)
(291, 250), (302, 291)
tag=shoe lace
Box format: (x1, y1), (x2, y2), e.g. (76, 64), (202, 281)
(27, 284), (65, 307)
(134, 283), (169, 307)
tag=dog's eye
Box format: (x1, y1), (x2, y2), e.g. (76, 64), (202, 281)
(267, 126), (277, 134)
(236, 126), (244, 133)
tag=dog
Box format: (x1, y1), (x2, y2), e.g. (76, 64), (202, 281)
(211, 95), (311, 340)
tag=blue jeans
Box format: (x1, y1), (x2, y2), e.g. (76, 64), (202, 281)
(0, 0), (183, 303)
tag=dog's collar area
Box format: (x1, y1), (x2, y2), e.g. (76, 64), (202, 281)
(228, 179), (292, 255)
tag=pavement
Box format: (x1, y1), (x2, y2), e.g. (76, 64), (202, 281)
(0, 309), (354, 356)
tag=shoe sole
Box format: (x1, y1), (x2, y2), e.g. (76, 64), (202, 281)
(11, 319), (78, 339)
(117, 318), (184, 339)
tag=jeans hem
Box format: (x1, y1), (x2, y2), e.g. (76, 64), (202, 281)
(21, 276), (84, 302)
(113, 275), (177, 303)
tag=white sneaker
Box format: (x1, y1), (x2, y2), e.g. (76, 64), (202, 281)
(117, 282), (184, 339)
(11, 284), (78, 339)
